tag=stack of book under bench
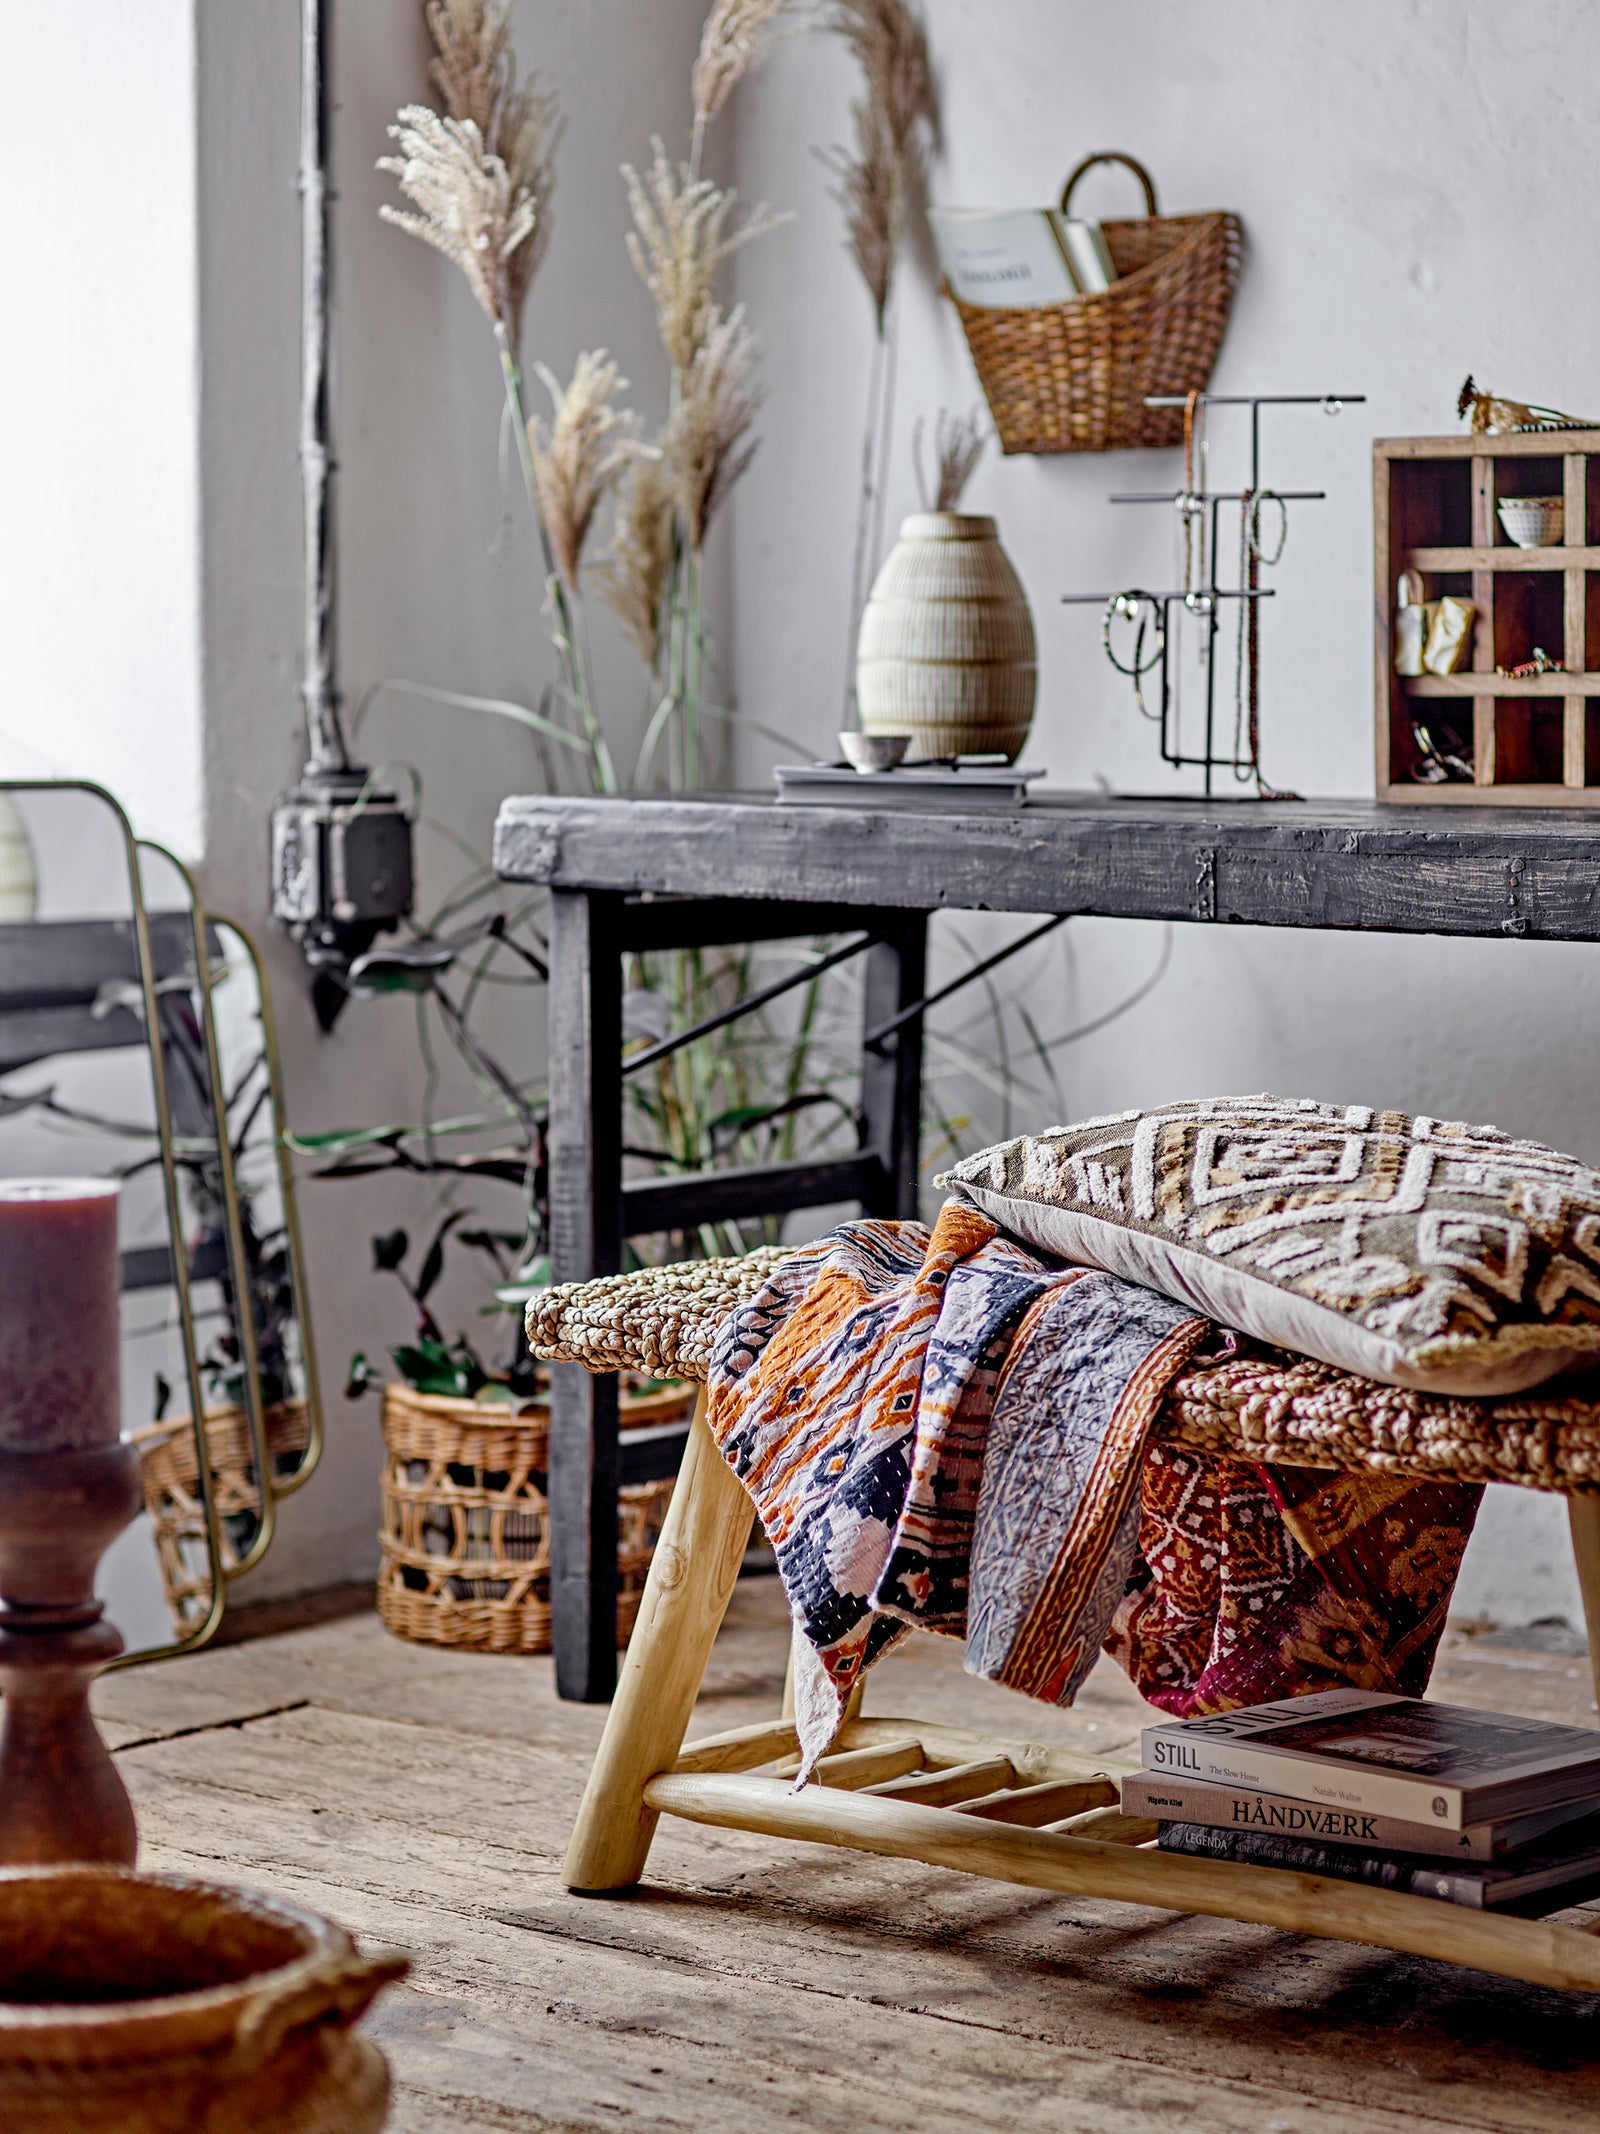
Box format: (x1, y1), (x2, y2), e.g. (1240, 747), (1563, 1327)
(1122, 1689), (1600, 1915)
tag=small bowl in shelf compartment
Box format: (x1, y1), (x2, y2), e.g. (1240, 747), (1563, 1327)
(838, 731), (910, 773)
(1497, 496), (1565, 549)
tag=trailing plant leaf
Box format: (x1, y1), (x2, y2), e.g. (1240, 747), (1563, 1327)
(390, 1336), (490, 1399)
(415, 1209), (469, 1301)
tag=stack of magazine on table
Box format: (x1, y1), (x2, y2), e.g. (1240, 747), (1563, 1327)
(1120, 1688), (1600, 1915)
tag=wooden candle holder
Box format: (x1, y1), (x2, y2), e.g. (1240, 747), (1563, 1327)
(0, 1442), (142, 1865)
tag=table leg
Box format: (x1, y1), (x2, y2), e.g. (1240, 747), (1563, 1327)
(548, 890), (624, 1702)
(1568, 1495), (1600, 1723)
(860, 913), (928, 1220)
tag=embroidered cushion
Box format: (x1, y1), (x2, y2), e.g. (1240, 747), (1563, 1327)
(937, 1096), (1600, 1396)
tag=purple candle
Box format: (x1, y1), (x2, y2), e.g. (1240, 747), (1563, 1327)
(0, 1181), (120, 1452)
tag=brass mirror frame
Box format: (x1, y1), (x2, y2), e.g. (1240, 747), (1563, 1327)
(209, 914), (325, 1501)
(0, 781), (227, 1660)
(137, 843), (278, 1578)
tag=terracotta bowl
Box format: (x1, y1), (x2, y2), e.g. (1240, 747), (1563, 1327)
(0, 1867), (407, 2133)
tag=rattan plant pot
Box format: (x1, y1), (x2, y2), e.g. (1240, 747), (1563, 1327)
(376, 1381), (688, 1654)
(132, 1401), (312, 1635)
(950, 152), (1242, 456)
(857, 512), (1037, 762)
(0, 1865), (404, 2133)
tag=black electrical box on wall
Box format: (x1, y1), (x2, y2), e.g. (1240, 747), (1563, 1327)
(270, 768), (414, 1024)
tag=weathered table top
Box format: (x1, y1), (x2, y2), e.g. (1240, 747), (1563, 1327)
(494, 791), (1600, 941)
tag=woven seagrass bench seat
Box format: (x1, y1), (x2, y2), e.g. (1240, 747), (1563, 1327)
(526, 1252), (1600, 1493)
(533, 1253), (1600, 1999)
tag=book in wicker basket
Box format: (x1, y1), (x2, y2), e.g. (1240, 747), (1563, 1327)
(376, 1380), (691, 1655)
(949, 152), (1242, 456)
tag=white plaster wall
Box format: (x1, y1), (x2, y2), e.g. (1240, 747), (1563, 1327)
(194, 0), (724, 1601)
(0, 1), (202, 856)
(727, 1), (1600, 1628)
(11, 2), (1595, 1627)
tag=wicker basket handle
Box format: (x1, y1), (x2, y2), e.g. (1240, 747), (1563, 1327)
(1060, 152), (1158, 220)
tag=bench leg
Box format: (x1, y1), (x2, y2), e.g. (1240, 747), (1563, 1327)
(1569, 1495), (1600, 1721)
(562, 1392), (754, 1892)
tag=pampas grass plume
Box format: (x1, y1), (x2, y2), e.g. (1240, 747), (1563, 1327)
(821, 0), (935, 331)
(379, 106), (539, 331)
(692, 0), (798, 131)
(913, 406), (986, 512)
(668, 304), (763, 551)
(597, 454), (677, 668)
(527, 352), (644, 588)
(624, 140), (787, 382)
(382, 0), (562, 346)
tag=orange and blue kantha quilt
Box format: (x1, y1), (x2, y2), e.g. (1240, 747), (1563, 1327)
(707, 1204), (1484, 1777)
(706, 1202), (1206, 1773)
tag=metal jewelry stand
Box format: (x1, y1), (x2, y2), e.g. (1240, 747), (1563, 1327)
(1064, 391), (1366, 796)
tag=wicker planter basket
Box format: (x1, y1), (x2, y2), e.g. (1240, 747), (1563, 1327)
(376, 1381), (689, 1655)
(131, 1400), (312, 1633)
(950, 152), (1242, 456)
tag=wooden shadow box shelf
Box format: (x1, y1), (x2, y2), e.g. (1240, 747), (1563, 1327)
(1376, 429), (1600, 806)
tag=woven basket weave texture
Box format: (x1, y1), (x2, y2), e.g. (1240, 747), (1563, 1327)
(951, 153), (1242, 456)
(376, 1382), (686, 1654)
(523, 1249), (790, 1382)
(525, 1255), (1600, 1495)
(132, 1400), (311, 1633)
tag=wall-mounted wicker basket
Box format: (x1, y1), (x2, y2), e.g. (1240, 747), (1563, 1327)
(950, 152), (1243, 456)
(376, 1381), (689, 1655)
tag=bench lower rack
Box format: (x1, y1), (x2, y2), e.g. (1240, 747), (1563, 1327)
(561, 1396), (1600, 1997)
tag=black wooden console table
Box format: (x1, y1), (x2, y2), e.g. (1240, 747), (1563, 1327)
(495, 790), (1600, 1702)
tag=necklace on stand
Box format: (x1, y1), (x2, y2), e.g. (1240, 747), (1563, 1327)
(1233, 487), (1292, 796)
(1062, 390), (1364, 798)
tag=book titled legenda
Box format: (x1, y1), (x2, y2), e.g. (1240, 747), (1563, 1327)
(1119, 1771), (1600, 1862)
(928, 208), (1118, 309)
(1140, 1689), (1600, 1832)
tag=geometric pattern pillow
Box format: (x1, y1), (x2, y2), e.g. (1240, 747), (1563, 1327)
(937, 1095), (1600, 1396)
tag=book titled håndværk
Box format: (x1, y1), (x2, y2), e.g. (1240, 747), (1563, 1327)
(1157, 1818), (1600, 1916)
(1140, 1689), (1600, 1832)
(1119, 1771), (1600, 1863)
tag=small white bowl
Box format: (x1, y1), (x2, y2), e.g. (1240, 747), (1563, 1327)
(1498, 496), (1564, 549)
(838, 731), (910, 773)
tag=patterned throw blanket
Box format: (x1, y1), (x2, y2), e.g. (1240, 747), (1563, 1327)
(707, 1206), (1482, 1778)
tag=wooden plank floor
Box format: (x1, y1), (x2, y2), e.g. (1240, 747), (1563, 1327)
(94, 1581), (1600, 2134)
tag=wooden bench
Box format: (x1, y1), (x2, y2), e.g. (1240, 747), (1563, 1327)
(531, 1257), (1600, 1995)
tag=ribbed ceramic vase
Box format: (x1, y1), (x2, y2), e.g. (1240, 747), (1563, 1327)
(856, 513), (1037, 763)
